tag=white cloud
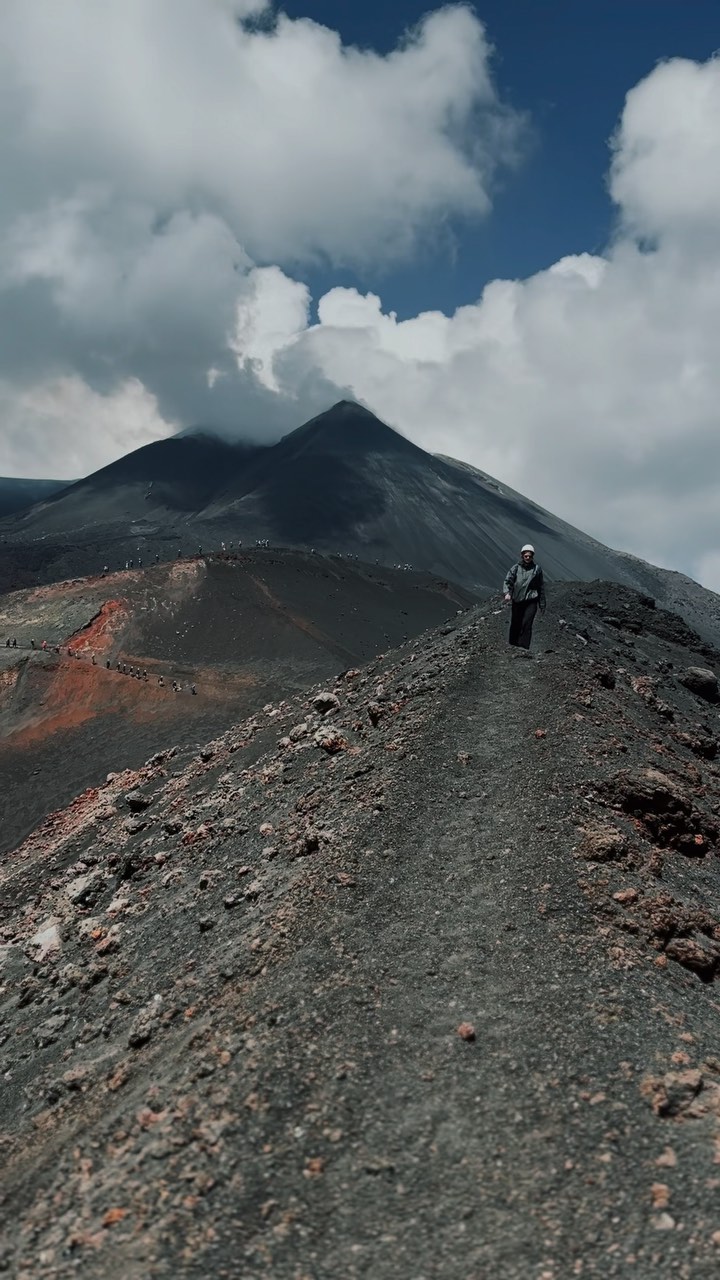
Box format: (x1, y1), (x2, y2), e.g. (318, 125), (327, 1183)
(0, 1), (523, 475)
(0, 377), (175, 479)
(609, 56), (720, 243)
(0, 1), (516, 266)
(234, 55), (720, 590)
(231, 267), (311, 392)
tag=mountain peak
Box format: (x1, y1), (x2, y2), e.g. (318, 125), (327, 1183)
(278, 400), (420, 458)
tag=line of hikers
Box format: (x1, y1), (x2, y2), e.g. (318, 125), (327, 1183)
(110, 665), (193, 696)
(3, 637), (197, 694)
(111, 540), (250, 575)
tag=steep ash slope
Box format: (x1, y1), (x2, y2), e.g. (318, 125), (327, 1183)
(3, 585), (720, 1276)
(0, 551), (473, 856)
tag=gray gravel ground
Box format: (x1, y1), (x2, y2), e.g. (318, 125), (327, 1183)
(3, 583), (720, 1278)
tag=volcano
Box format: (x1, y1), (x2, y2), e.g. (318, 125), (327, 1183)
(3, 401), (720, 643)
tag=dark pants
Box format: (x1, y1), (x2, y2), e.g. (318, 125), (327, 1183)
(509, 599), (538, 649)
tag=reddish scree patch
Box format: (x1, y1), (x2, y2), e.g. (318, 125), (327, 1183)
(3, 657), (172, 747)
(67, 599), (128, 655)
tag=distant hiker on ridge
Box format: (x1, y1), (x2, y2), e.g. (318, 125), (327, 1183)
(503, 544), (546, 650)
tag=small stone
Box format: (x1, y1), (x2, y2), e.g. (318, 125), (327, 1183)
(123, 816), (148, 835)
(127, 1003), (160, 1049)
(198, 917), (215, 932)
(29, 918), (62, 961)
(651, 1183), (670, 1209)
(576, 824), (628, 863)
(665, 936), (720, 980)
(125, 790), (151, 812)
(457, 1022), (476, 1042)
(313, 691), (340, 714)
(652, 1213), (675, 1231)
(35, 1014), (70, 1047)
(613, 888), (639, 905)
(66, 872), (104, 907)
(314, 726), (348, 754)
(680, 667), (719, 703)
(293, 829), (320, 858)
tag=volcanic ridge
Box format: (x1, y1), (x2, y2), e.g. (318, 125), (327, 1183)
(4, 583), (720, 1276)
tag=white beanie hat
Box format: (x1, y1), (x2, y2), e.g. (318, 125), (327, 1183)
(521, 543), (535, 553)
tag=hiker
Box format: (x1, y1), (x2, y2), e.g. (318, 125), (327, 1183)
(158, 676), (164, 687)
(503, 544), (546, 650)
(12, 638), (16, 648)
(5, 639), (9, 648)
(190, 683), (196, 695)
(30, 639), (35, 649)
(155, 553), (160, 563)
(106, 659), (111, 669)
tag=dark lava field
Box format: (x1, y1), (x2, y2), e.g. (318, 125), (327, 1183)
(4, 580), (720, 1277)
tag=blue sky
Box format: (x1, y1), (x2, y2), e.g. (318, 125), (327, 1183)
(282, 0), (720, 318)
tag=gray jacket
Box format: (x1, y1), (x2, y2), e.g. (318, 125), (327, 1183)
(503, 562), (546, 609)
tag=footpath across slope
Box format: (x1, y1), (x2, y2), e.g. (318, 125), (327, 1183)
(2, 585), (720, 1277)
